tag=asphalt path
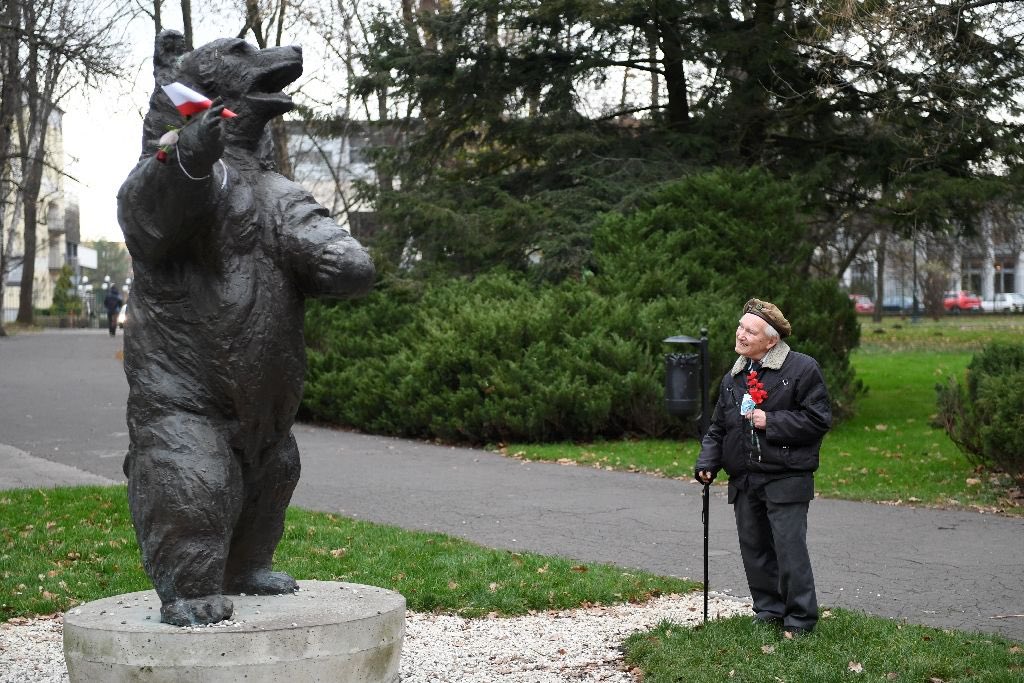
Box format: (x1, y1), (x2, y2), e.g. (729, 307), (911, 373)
(1, 329), (1022, 641)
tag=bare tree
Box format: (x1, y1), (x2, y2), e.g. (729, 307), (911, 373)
(0, 0), (23, 335)
(2, 0), (126, 325)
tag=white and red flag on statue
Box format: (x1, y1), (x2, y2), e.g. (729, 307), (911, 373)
(161, 82), (237, 118)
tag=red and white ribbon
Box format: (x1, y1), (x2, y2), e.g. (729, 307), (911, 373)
(161, 82), (237, 118)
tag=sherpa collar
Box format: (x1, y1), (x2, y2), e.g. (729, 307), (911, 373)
(730, 340), (791, 376)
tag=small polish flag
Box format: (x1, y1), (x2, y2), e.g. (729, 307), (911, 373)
(161, 82), (237, 118)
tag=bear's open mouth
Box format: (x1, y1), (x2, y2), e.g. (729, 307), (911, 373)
(246, 60), (303, 110)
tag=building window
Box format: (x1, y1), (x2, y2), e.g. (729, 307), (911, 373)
(995, 260), (1015, 294)
(961, 259), (983, 292)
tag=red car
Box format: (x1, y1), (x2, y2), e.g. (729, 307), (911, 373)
(943, 290), (983, 312)
(848, 293), (875, 314)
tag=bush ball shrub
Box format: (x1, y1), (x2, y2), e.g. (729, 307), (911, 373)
(937, 342), (1024, 481)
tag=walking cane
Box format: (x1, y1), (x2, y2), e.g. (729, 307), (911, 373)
(702, 481), (710, 623)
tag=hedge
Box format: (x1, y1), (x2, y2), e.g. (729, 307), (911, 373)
(302, 167), (862, 443)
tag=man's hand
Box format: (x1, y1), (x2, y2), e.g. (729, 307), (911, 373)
(695, 469), (715, 485)
(745, 408), (767, 430)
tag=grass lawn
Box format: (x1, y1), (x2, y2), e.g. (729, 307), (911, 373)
(623, 610), (1024, 682)
(504, 315), (1024, 516)
(0, 485), (693, 620)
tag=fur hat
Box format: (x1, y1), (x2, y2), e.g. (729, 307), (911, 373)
(743, 298), (792, 338)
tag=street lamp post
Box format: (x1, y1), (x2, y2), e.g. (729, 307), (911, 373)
(663, 328), (711, 622)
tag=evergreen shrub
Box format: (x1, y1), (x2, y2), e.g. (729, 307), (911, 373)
(937, 342), (1024, 480)
(51, 265), (80, 318)
(303, 168), (862, 443)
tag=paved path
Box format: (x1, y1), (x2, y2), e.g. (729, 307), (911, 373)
(1, 329), (1022, 640)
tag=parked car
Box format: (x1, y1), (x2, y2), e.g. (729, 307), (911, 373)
(981, 292), (1024, 313)
(117, 304), (128, 328)
(943, 290), (983, 312)
(848, 293), (875, 314)
(882, 295), (916, 314)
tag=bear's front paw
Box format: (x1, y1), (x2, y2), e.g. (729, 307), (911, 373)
(176, 102), (226, 173)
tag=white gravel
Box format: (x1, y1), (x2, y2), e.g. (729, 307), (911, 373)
(1, 593), (751, 682)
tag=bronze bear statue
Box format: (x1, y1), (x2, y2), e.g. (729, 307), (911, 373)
(117, 30), (374, 626)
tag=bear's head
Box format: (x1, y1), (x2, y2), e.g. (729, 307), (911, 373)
(140, 30), (303, 162)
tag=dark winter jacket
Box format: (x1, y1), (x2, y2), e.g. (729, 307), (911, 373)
(103, 289), (123, 315)
(695, 340), (831, 480)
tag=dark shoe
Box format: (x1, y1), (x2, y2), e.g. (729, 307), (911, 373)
(783, 626), (813, 638)
(752, 615), (783, 628)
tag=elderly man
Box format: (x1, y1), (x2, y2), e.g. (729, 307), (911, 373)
(695, 298), (831, 636)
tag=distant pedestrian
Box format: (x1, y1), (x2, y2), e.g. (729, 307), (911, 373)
(695, 298), (831, 637)
(103, 285), (123, 337)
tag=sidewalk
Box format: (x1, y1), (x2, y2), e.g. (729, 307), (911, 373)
(2, 329), (1023, 641)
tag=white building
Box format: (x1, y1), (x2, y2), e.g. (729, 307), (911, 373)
(286, 119), (396, 242)
(2, 106), (71, 322)
(842, 216), (1024, 309)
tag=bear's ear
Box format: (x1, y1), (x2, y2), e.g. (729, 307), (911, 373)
(154, 29), (188, 81)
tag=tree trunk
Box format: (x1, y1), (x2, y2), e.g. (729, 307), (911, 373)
(658, 17), (689, 131)
(181, 0), (192, 49)
(270, 117), (292, 178)
(873, 231), (886, 323)
(646, 22), (659, 119)
(0, 0), (21, 334)
(15, 168), (40, 324)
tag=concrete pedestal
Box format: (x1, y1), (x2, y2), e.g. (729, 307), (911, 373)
(63, 580), (404, 682)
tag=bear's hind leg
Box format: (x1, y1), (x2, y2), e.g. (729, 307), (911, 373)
(125, 414), (243, 625)
(224, 433), (301, 595)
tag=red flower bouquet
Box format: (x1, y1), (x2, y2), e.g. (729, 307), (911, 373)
(746, 371), (767, 405)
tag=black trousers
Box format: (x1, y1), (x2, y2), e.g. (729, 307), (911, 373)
(107, 311), (117, 335)
(731, 475), (818, 631)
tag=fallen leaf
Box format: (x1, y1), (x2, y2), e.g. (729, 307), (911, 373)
(875, 424), (888, 431)
(761, 644), (776, 654)
(537, 564), (549, 574)
(330, 548), (347, 558)
(848, 661), (864, 674)
(1010, 645), (1021, 654)
(570, 565), (588, 572)
(886, 674), (898, 680)
(447, 581), (458, 590)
